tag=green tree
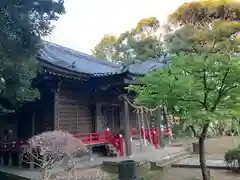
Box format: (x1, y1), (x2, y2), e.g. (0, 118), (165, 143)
(92, 17), (165, 64)
(129, 1), (240, 180)
(92, 35), (121, 63)
(0, 0), (65, 112)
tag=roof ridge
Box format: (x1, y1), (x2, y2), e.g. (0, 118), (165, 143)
(43, 40), (121, 68)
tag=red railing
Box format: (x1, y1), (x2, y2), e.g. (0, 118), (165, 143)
(73, 131), (108, 145)
(73, 129), (124, 157)
(105, 129), (124, 156)
(138, 127), (172, 149)
(0, 127), (172, 156)
(0, 130), (124, 157)
(0, 138), (27, 152)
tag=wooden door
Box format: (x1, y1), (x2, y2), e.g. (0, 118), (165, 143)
(102, 106), (120, 133)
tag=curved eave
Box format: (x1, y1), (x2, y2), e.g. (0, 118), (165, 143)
(42, 70), (88, 81)
(38, 57), (124, 79)
(126, 67), (158, 76)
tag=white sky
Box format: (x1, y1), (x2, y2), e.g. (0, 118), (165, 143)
(46, 0), (188, 54)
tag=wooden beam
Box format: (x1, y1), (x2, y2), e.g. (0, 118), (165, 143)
(54, 92), (59, 130)
(123, 99), (132, 156)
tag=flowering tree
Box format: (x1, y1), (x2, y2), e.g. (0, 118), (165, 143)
(21, 131), (88, 180)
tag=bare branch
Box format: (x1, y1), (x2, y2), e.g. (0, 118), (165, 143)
(21, 153), (44, 168)
(223, 84), (237, 93)
(22, 130), (88, 174)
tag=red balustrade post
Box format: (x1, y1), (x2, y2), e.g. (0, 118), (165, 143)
(89, 134), (92, 143)
(152, 128), (158, 148)
(118, 134), (124, 156)
(105, 128), (111, 141)
(140, 127), (145, 138)
(147, 129), (151, 142)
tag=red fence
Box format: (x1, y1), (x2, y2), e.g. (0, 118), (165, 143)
(0, 127), (172, 157)
(73, 128), (124, 157)
(0, 139), (27, 152)
(73, 131), (108, 145)
(138, 127), (172, 148)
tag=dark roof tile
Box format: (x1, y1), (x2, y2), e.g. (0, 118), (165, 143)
(39, 41), (122, 76)
(127, 59), (165, 75)
(38, 41), (165, 77)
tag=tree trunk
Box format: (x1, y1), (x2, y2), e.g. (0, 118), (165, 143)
(199, 137), (210, 180)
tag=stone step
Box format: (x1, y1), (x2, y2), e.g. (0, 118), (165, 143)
(150, 151), (190, 170)
(105, 144), (118, 157)
(102, 150), (189, 173)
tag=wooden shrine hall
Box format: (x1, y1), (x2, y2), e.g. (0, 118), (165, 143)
(0, 41), (166, 162)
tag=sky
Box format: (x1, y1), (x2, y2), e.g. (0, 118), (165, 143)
(46, 0), (188, 54)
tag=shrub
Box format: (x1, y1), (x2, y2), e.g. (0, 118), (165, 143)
(224, 145), (240, 172)
(21, 131), (89, 180)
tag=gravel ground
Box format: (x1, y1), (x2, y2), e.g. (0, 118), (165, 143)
(54, 167), (111, 180)
(54, 167), (240, 180)
(53, 137), (240, 180)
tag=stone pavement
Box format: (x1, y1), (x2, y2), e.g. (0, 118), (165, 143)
(103, 146), (187, 163)
(0, 146), (187, 180)
(172, 157), (227, 169)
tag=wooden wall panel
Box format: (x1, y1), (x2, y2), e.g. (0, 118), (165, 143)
(57, 89), (94, 134)
(40, 91), (54, 132)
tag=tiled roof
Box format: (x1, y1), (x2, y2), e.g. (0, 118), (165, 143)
(127, 59), (165, 75)
(38, 41), (165, 77)
(38, 41), (123, 77)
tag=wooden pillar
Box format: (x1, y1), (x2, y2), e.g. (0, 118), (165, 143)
(54, 92), (59, 130)
(156, 106), (165, 148)
(0, 153), (4, 165)
(25, 111), (36, 169)
(18, 152), (22, 168)
(32, 111), (35, 135)
(8, 152), (12, 166)
(123, 100), (132, 156)
(76, 104), (79, 134)
(95, 103), (102, 131)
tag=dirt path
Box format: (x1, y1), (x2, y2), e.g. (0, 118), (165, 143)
(161, 168), (240, 180)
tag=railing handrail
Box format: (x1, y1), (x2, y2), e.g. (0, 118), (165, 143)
(73, 132), (105, 136)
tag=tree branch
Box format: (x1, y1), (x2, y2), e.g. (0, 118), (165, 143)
(189, 125), (200, 138)
(203, 67), (208, 110)
(171, 89), (204, 105)
(211, 67), (230, 112)
(219, 84), (237, 100)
